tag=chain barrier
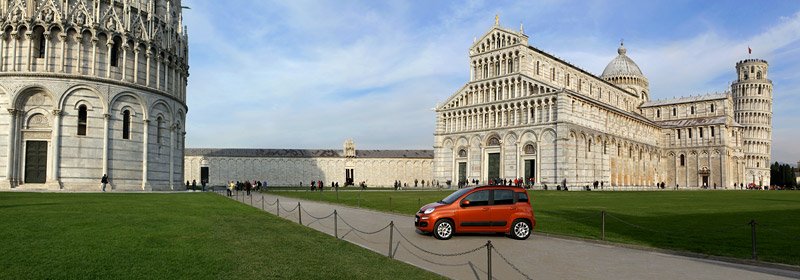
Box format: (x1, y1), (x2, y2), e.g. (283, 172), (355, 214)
(340, 229), (388, 245)
(605, 213), (668, 234)
(263, 198), (278, 206)
(301, 208), (336, 220)
(492, 246), (533, 280)
(393, 227), (486, 257)
(395, 242), (473, 267)
(539, 211), (597, 223)
(279, 203), (299, 213)
(338, 216), (391, 235)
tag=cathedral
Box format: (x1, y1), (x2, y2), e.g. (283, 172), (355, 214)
(433, 18), (772, 189)
(0, 0), (188, 191)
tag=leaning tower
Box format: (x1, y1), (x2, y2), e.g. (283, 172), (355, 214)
(731, 59), (772, 187)
(0, 0), (189, 191)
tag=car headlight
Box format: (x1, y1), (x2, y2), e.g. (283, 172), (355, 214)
(423, 208), (435, 214)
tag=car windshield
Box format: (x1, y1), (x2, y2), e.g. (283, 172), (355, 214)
(439, 188), (473, 204)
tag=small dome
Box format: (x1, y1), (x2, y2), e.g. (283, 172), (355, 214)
(601, 43), (644, 78)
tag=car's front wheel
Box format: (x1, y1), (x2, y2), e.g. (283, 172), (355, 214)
(510, 219), (531, 240)
(433, 219), (454, 240)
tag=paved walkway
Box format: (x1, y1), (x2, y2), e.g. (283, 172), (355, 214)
(224, 191), (800, 280)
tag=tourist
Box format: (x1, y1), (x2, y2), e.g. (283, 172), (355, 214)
(227, 181), (234, 197)
(192, 180), (196, 192)
(101, 174), (109, 192)
(201, 179), (207, 192)
(245, 180), (252, 196)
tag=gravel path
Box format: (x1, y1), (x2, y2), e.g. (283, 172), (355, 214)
(225, 191), (800, 280)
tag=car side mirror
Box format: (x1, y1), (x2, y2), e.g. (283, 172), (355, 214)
(461, 200), (470, 207)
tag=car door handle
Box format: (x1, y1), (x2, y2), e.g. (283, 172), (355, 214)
(482, 207), (490, 211)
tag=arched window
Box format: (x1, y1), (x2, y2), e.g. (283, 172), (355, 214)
(656, 109), (661, 118)
(677, 129), (681, 139)
(680, 155), (685, 166)
(77, 105), (87, 135)
(756, 71), (762, 79)
(122, 110), (131, 139)
(690, 106), (695, 114)
(535, 61), (540, 75)
(711, 127), (715, 137)
(710, 104), (715, 113)
(672, 108), (677, 116)
(110, 37), (121, 67)
(156, 116), (163, 144)
(458, 149), (467, 158)
(37, 32), (46, 58)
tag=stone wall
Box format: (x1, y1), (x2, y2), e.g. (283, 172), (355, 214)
(184, 155), (434, 188)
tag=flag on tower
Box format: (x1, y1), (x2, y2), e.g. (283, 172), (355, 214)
(748, 46), (752, 54)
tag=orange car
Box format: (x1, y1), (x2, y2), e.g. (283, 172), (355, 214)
(414, 186), (535, 240)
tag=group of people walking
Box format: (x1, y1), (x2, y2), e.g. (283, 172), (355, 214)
(226, 180), (268, 197)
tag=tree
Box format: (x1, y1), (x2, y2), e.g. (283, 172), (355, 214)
(770, 162), (797, 189)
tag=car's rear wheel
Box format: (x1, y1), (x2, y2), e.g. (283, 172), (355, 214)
(433, 219), (454, 240)
(510, 219), (531, 240)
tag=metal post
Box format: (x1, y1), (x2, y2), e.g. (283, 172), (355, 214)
(334, 210), (338, 239)
(261, 197), (264, 210)
(750, 219), (757, 260)
(250, 195), (253, 205)
(389, 221), (394, 258)
(277, 199), (280, 216)
(298, 202), (302, 225)
(602, 210), (606, 241)
(487, 240), (492, 280)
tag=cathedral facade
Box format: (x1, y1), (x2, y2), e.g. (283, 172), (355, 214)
(433, 19), (772, 189)
(0, 0), (188, 191)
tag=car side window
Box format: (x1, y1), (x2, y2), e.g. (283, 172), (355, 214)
(464, 190), (489, 206)
(493, 190), (514, 205)
(516, 192), (529, 203)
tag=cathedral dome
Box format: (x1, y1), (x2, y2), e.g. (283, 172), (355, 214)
(601, 43), (644, 78)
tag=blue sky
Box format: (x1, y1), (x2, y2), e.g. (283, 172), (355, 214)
(182, 0), (800, 164)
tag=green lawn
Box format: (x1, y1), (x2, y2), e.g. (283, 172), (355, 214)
(272, 189), (800, 265)
(0, 192), (444, 280)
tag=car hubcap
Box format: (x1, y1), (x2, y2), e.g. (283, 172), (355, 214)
(514, 222), (529, 237)
(437, 222), (452, 237)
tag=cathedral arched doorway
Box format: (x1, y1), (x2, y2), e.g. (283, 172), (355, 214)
(483, 136), (501, 183)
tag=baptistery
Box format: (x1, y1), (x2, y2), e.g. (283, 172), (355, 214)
(0, 0), (188, 190)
